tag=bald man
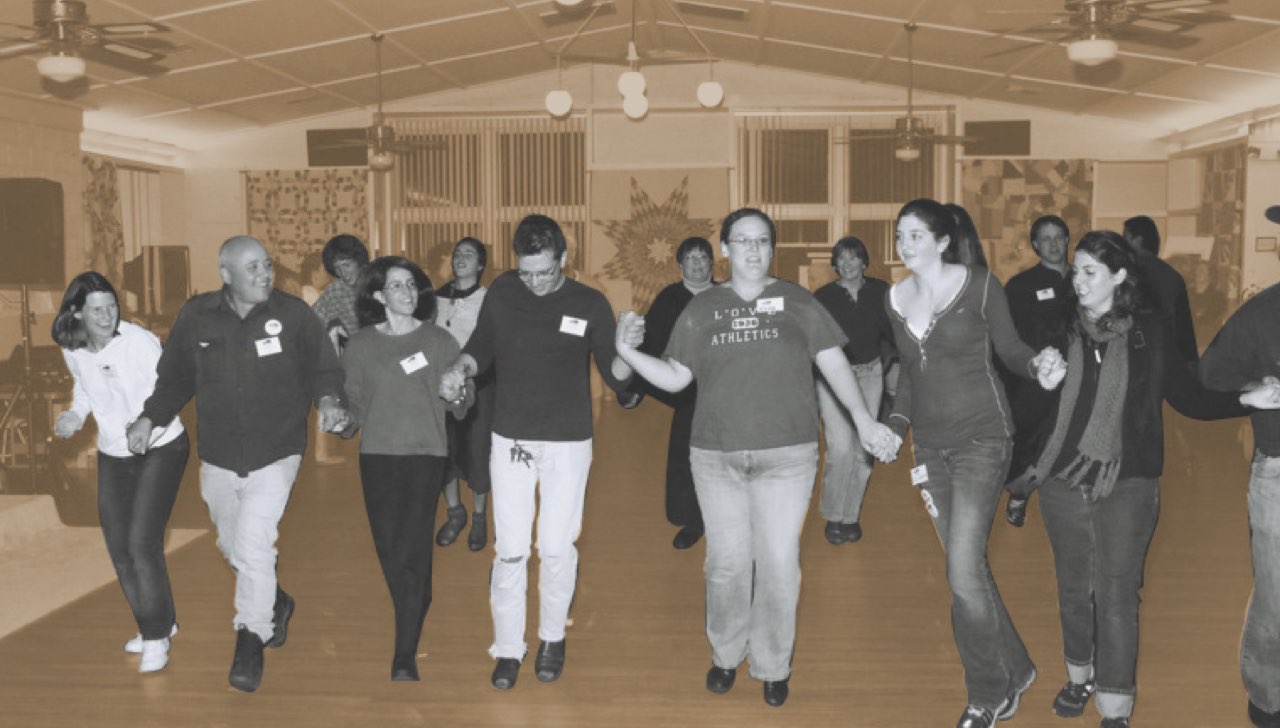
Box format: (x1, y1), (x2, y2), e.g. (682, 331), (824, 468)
(127, 236), (347, 692)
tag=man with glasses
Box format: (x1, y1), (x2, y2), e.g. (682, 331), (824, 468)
(441, 214), (636, 690)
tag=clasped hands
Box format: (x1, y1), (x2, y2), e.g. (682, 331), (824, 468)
(1032, 346), (1067, 390)
(439, 364), (470, 404)
(615, 311), (646, 351)
(859, 422), (902, 463)
(1241, 376), (1280, 410)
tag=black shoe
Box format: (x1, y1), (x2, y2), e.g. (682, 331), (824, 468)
(437, 506), (467, 547)
(1053, 679), (1096, 717)
(824, 520), (845, 545)
(1100, 719), (1129, 728)
(672, 524), (704, 550)
(265, 588), (294, 649)
(956, 705), (997, 728)
(467, 513), (487, 552)
(491, 657), (521, 690)
(763, 679), (789, 707)
(841, 521), (863, 543)
(997, 668), (1035, 720)
(228, 627), (265, 693)
(1006, 496), (1028, 527)
(534, 639), (565, 682)
(1251, 700), (1280, 728)
(391, 655), (419, 682)
(705, 665), (736, 694)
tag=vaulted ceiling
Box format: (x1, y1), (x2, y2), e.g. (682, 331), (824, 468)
(3, 0), (1280, 147)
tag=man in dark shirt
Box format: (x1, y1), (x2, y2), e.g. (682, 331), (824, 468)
(1001, 215), (1072, 527)
(1199, 204), (1280, 728)
(1123, 215), (1198, 366)
(441, 214), (635, 691)
(127, 236), (347, 693)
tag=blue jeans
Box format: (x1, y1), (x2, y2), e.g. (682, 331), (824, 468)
(1039, 476), (1159, 718)
(914, 437), (1034, 709)
(1244, 451), (1280, 713)
(817, 359), (883, 524)
(97, 432), (190, 640)
(690, 443), (818, 681)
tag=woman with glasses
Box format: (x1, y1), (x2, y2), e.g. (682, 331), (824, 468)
(885, 198), (1065, 728)
(341, 256), (472, 681)
(1032, 231), (1277, 728)
(433, 237), (493, 551)
(51, 272), (189, 674)
(614, 207), (899, 708)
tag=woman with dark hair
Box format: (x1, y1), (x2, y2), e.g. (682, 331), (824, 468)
(947, 203), (989, 269)
(885, 198), (1061, 728)
(433, 237), (493, 551)
(1033, 230), (1279, 728)
(614, 208), (898, 708)
(51, 272), (189, 673)
(341, 256), (471, 681)
(313, 233), (370, 354)
(813, 235), (895, 544)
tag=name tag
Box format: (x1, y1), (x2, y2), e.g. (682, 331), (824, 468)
(400, 351), (428, 374)
(100, 363), (118, 378)
(255, 336), (282, 357)
(560, 316), (587, 336)
(1036, 288), (1056, 301)
(910, 464), (929, 485)
(756, 297), (784, 315)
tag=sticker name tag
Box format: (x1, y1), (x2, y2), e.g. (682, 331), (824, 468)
(560, 316), (587, 336)
(1036, 288), (1056, 301)
(910, 464), (929, 485)
(255, 336), (282, 357)
(400, 351), (428, 374)
(756, 297), (785, 315)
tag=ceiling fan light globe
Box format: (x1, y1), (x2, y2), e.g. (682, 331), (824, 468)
(696, 80), (724, 108)
(618, 70), (646, 97)
(368, 148), (395, 172)
(37, 54), (86, 83)
(894, 146), (922, 162)
(1066, 37), (1118, 66)
(622, 93), (649, 120)
(545, 89), (573, 117)
(553, 0), (586, 6)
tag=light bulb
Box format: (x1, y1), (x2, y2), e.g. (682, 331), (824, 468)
(617, 70), (646, 97)
(545, 89), (573, 118)
(1066, 38), (1118, 67)
(368, 147), (395, 172)
(37, 54), (86, 83)
(622, 93), (649, 120)
(894, 145), (921, 162)
(696, 80), (724, 108)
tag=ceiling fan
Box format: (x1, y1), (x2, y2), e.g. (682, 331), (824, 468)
(0, 0), (171, 85)
(989, 0), (1231, 66)
(838, 23), (975, 163)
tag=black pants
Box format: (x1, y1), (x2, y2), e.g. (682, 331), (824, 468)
(359, 453), (447, 659)
(446, 376), (493, 495)
(666, 402), (703, 530)
(97, 432), (190, 640)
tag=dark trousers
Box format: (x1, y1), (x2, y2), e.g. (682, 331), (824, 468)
(447, 379), (493, 495)
(666, 402), (703, 530)
(1039, 476), (1160, 697)
(97, 432), (189, 640)
(359, 453), (447, 659)
(914, 437), (1035, 710)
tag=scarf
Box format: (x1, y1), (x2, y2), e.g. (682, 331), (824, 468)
(1033, 310), (1131, 500)
(440, 280), (481, 300)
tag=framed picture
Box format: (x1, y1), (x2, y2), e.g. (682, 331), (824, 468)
(1257, 236), (1277, 253)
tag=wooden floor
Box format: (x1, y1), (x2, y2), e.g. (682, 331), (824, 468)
(0, 401), (1261, 727)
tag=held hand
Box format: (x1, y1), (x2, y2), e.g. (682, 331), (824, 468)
(126, 417), (154, 455)
(1038, 358), (1067, 391)
(317, 399), (348, 433)
(439, 365), (467, 402)
(616, 311), (645, 351)
(53, 411), (82, 439)
(1240, 380), (1280, 410)
(858, 422), (901, 463)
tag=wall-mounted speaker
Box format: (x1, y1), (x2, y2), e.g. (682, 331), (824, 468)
(963, 120), (1032, 157)
(122, 246), (190, 317)
(0, 178), (65, 287)
(306, 128), (369, 167)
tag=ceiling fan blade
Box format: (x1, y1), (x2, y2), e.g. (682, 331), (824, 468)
(1112, 25), (1200, 48)
(97, 38), (165, 62)
(559, 52), (629, 65)
(833, 133), (899, 143)
(986, 9), (1074, 16)
(91, 22), (170, 36)
(928, 134), (979, 145)
(1127, 17), (1187, 33)
(0, 39), (43, 59)
(674, 0), (750, 21)
(539, 0), (617, 27)
(1128, 0), (1216, 11)
(81, 43), (168, 74)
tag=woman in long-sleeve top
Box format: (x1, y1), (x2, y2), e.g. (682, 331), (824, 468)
(52, 272), (189, 674)
(341, 256), (471, 681)
(884, 199), (1060, 728)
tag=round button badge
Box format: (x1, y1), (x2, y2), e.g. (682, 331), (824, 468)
(264, 319), (283, 336)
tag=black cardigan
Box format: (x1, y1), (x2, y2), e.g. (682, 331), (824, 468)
(1055, 313), (1248, 480)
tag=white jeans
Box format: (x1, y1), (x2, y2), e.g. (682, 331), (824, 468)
(487, 433), (593, 660)
(199, 455), (300, 641)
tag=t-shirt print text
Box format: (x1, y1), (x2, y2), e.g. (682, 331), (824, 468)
(710, 301), (781, 347)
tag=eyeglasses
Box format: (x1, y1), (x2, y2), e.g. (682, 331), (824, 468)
(726, 237), (771, 250)
(383, 280), (417, 294)
(517, 263), (561, 284)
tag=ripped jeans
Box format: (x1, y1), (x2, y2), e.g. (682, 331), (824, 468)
(487, 433), (593, 661)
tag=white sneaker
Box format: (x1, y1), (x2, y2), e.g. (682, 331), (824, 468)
(124, 623), (178, 654)
(139, 638), (169, 673)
